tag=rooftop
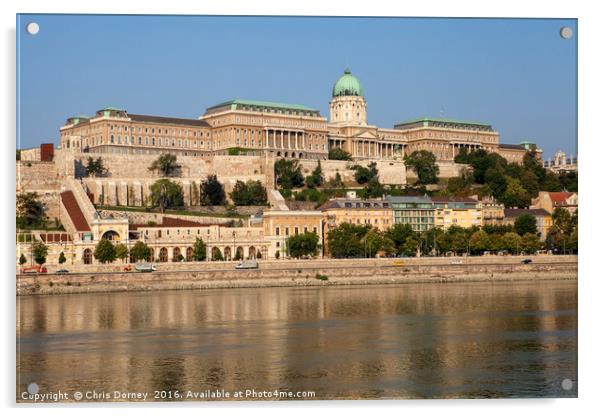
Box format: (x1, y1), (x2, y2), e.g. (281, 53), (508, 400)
(394, 117), (493, 131)
(205, 98), (320, 114)
(504, 208), (551, 217)
(128, 114), (210, 127)
(318, 198), (390, 211)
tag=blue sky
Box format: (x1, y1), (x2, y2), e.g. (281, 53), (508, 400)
(17, 15), (577, 158)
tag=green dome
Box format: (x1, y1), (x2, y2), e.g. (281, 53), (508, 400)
(332, 68), (364, 98)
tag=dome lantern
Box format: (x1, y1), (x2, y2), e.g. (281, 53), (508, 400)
(332, 68), (365, 98)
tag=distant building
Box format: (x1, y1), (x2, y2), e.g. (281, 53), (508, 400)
(262, 210), (324, 259)
(530, 191), (578, 215)
(431, 196), (482, 229)
(543, 151), (577, 174)
(480, 196), (505, 226)
(503, 208), (553, 240)
(319, 198), (393, 232)
(386, 196), (436, 232)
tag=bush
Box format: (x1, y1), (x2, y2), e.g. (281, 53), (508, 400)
(315, 273), (329, 281)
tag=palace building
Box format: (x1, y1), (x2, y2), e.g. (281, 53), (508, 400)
(59, 69), (537, 163)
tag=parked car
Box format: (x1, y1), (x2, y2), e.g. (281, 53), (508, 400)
(235, 260), (258, 269)
(22, 266), (48, 274)
(450, 259), (463, 265)
(56, 269), (69, 274)
(134, 263), (157, 272)
(521, 259), (533, 264)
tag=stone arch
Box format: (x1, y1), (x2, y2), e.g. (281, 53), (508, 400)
(186, 247), (193, 261)
(101, 230), (120, 241)
(172, 247), (181, 262)
(291, 152), (296, 158)
(224, 246), (232, 261)
(83, 248), (93, 265)
(277, 151), (281, 157)
(248, 246), (257, 259)
(236, 246), (244, 259)
(284, 152), (289, 157)
(159, 247), (168, 262)
(149, 248), (155, 261)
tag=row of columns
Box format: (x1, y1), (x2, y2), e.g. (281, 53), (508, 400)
(264, 129), (307, 151)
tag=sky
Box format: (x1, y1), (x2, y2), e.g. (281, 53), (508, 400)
(17, 15), (577, 159)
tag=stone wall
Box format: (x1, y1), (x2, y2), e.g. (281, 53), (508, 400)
(16, 161), (60, 192)
(299, 159), (407, 185)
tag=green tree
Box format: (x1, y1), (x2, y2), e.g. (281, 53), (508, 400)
(484, 167), (508, 199)
(558, 172), (578, 192)
(500, 178), (530, 208)
(514, 214), (537, 236)
(522, 150), (546, 184)
(385, 223), (416, 255)
(115, 243), (129, 262)
(192, 237), (207, 261)
(148, 153), (181, 177)
(199, 175), (226, 206)
(353, 162), (378, 185)
(85, 157), (108, 177)
(361, 178), (385, 199)
(212, 248), (224, 261)
(94, 238), (116, 264)
(274, 158), (304, 189)
(488, 233), (504, 252)
(326, 172), (345, 189)
(520, 170), (540, 198)
(520, 233), (541, 254)
(328, 147), (353, 161)
(469, 230), (490, 255)
(404, 150), (439, 185)
(150, 179), (184, 212)
(501, 232), (522, 254)
(58, 251), (66, 265)
(306, 160), (325, 188)
(130, 241), (151, 262)
(32, 241), (48, 265)
(402, 235), (420, 256)
(286, 232), (320, 258)
(19, 253), (27, 266)
(16, 149), (21, 161)
(364, 229), (395, 257)
(16, 192), (46, 229)
(229, 180), (268, 205)
(327, 223), (371, 258)
(448, 226), (470, 254)
(552, 208), (574, 234)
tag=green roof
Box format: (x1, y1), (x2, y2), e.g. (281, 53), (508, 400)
(332, 68), (364, 98)
(99, 106), (126, 112)
(206, 98), (318, 113)
(395, 117), (491, 127)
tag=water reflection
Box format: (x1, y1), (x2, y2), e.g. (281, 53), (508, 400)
(17, 281), (577, 400)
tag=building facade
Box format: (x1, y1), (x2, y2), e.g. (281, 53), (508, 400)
(431, 197), (483, 229)
(503, 208), (553, 241)
(386, 196), (436, 232)
(58, 69), (536, 164)
(530, 191), (578, 215)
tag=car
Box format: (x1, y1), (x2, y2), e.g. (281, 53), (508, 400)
(56, 269), (69, 274)
(450, 259), (463, 265)
(235, 260), (258, 269)
(22, 266), (48, 274)
(392, 260), (406, 267)
(521, 259), (533, 264)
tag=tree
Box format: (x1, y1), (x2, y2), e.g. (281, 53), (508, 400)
(233, 250), (242, 261)
(150, 179), (184, 212)
(501, 232), (522, 254)
(514, 214), (537, 236)
(229, 180), (268, 205)
(404, 150), (439, 185)
(274, 158), (304, 189)
(58, 251), (67, 265)
(328, 147), (353, 161)
(402, 235), (420, 256)
(115, 243), (129, 262)
(520, 170), (540, 198)
(306, 160), (325, 188)
(327, 223), (371, 258)
(353, 162), (378, 185)
(362, 178), (385, 199)
(192, 237), (207, 261)
(16, 192), (46, 229)
(447, 169), (474, 195)
(130, 241), (151, 262)
(469, 230), (490, 255)
(385, 224), (416, 255)
(484, 167), (508, 199)
(148, 153), (181, 177)
(520, 233), (541, 254)
(94, 238), (116, 264)
(363, 229), (395, 257)
(32, 241), (48, 265)
(326, 172), (345, 189)
(500, 178), (530, 208)
(85, 157), (108, 177)
(552, 208), (574, 234)
(199, 175), (226, 206)
(19, 253), (27, 266)
(448, 226), (470, 254)
(212, 248), (224, 261)
(286, 232), (320, 258)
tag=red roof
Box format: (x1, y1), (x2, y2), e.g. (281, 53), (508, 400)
(548, 192), (575, 203)
(130, 216), (223, 230)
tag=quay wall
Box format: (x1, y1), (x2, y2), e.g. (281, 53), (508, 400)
(17, 256), (577, 296)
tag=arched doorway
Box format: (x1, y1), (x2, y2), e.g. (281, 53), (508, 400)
(248, 246), (256, 259)
(186, 247), (193, 261)
(291, 152), (296, 158)
(236, 246), (244, 260)
(83, 248), (93, 265)
(159, 247), (168, 262)
(101, 230), (120, 241)
(224, 246), (232, 261)
(172, 247), (181, 262)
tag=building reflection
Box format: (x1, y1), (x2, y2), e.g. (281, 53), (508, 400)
(17, 281), (577, 400)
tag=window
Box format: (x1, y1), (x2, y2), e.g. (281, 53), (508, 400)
(275, 227), (280, 236)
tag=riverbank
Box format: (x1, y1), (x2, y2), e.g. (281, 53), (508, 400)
(16, 256), (577, 296)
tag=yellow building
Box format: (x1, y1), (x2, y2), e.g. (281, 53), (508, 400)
(480, 196), (505, 226)
(503, 208), (553, 241)
(431, 196), (483, 229)
(262, 210), (324, 259)
(319, 198), (393, 232)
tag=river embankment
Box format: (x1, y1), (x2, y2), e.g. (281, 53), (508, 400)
(16, 255), (577, 296)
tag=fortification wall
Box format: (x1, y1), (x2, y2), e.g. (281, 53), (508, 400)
(299, 159), (407, 185)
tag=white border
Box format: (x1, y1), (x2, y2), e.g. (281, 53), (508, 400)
(2, 1), (600, 415)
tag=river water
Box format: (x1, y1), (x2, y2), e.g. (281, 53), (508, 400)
(17, 280), (577, 401)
